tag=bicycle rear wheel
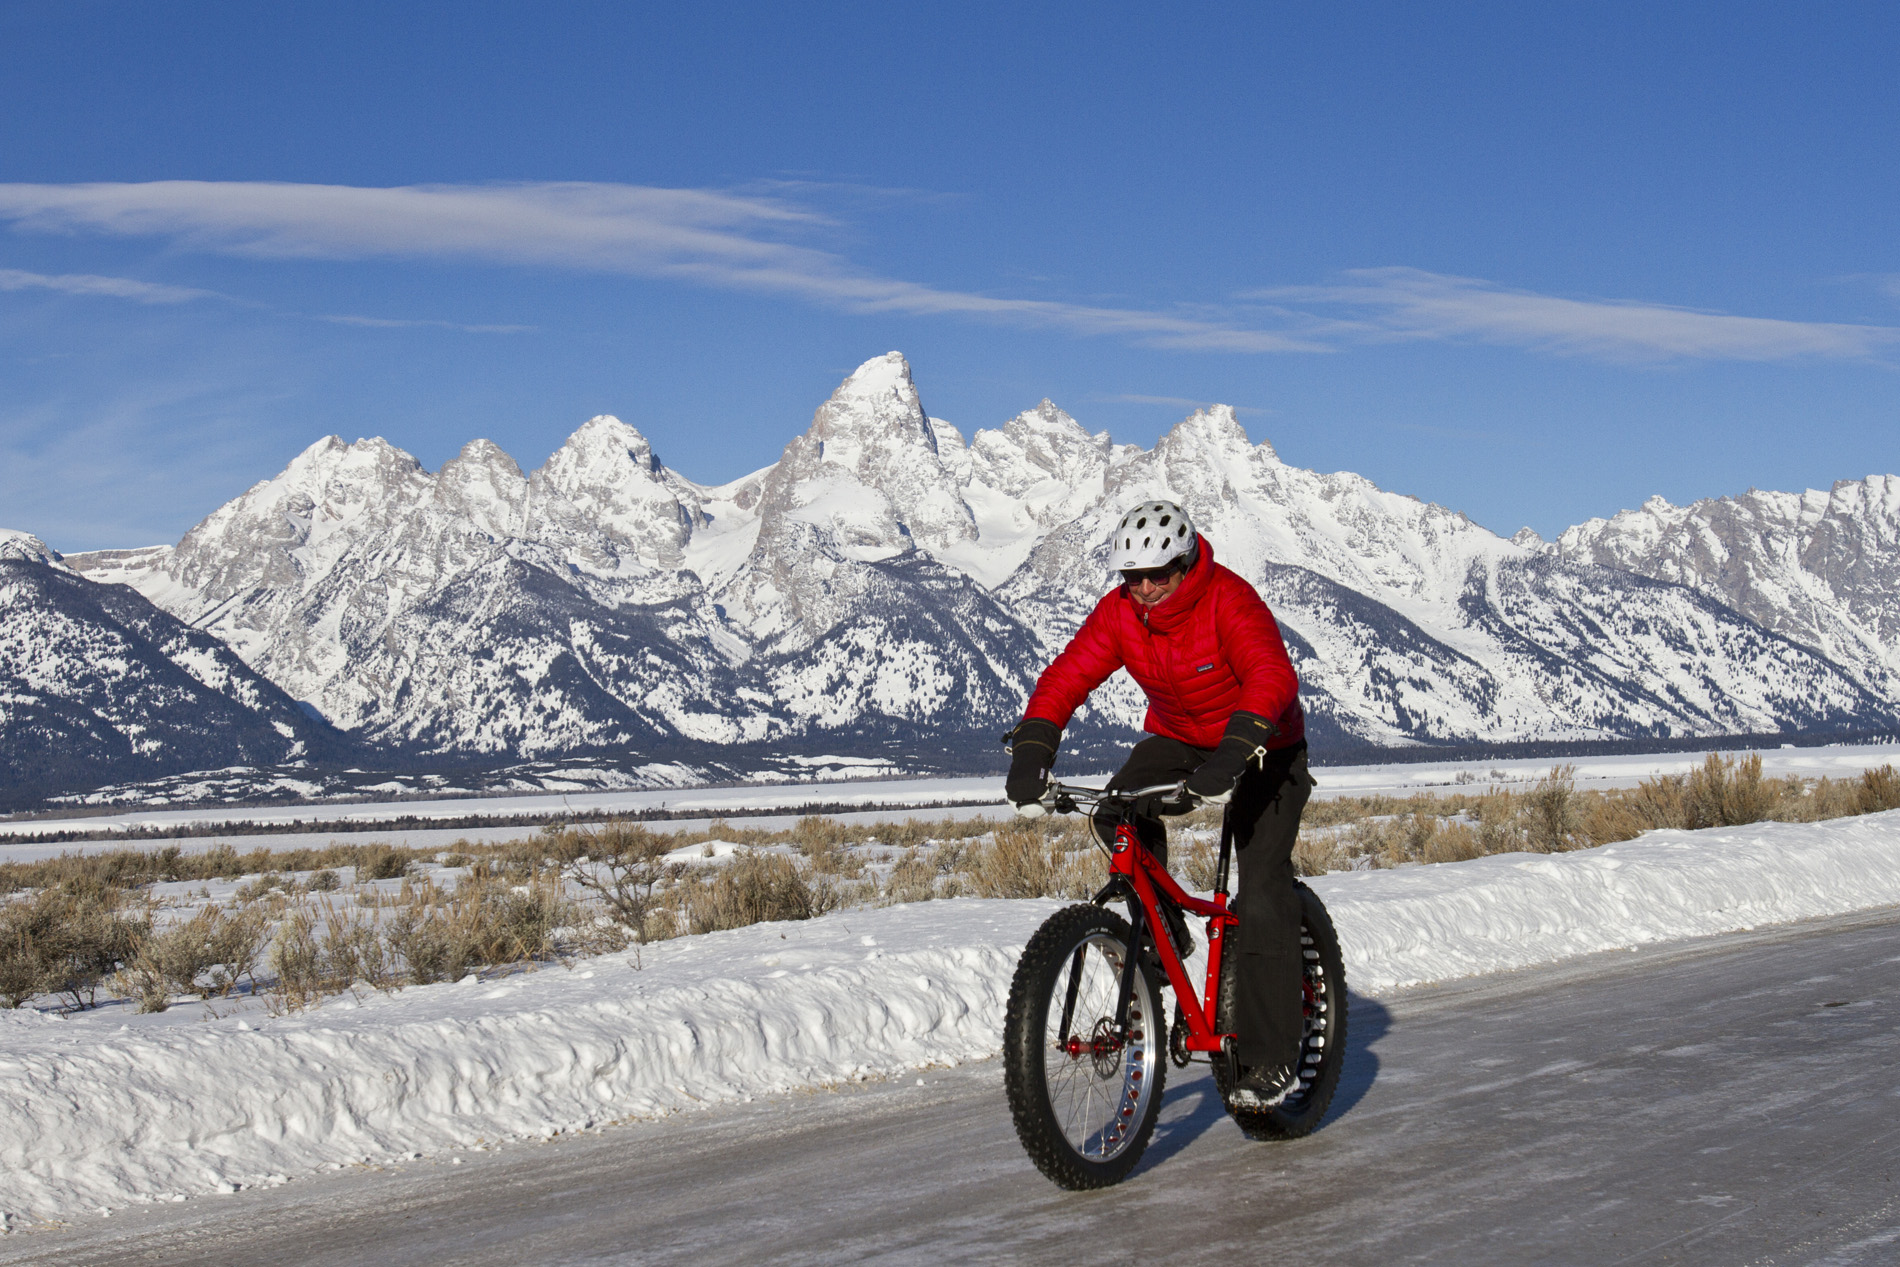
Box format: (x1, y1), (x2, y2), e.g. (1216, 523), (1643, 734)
(1003, 903), (1167, 1189)
(1212, 881), (1349, 1138)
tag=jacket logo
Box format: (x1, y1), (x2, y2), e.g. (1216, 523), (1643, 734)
(1196, 663), (1216, 673)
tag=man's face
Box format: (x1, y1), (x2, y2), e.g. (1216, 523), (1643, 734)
(1122, 563), (1186, 607)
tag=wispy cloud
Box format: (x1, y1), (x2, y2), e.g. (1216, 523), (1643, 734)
(1249, 267), (1900, 363)
(0, 180), (1324, 353)
(2, 184), (1893, 364)
(0, 257), (528, 335)
(0, 267), (218, 304)
(314, 313), (533, 334)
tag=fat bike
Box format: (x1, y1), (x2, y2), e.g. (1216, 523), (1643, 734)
(1001, 779), (1348, 1189)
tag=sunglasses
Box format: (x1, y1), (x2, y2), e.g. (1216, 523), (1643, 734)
(1120, 562), (1185, 586)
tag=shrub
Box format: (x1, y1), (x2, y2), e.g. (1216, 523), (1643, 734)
(550, 822), (682, 942)
(0, 884), (150, 1010)
(1291, 830), (1349, 877)
(112, 961), (174, 1013)
(1860, 765), (1900, 814)
(0, 894), (56, 1008)
(132, 902), (270, 1004)
(1580, 777), (1681, 846)
(268, 895), (404, 1008)
(1421, 819), (1486, 864)
(798, 836), (866, 878)
(0, 841), (436, 897)
(967, 823), (1054, 899)
(402, 872), (579, 982)
(268, 904), (329, 1010)
(1172, 834), (1220, 891)
(1473, 792), (1524, 854)
(683, 851), (826, 934)
(1682, 752), (1772, 828)
(1522, 765), (1581, 852)
(354, 844), (412, 882)
(966, 822), (1102, 900)
(1805, 777), (1864, 822)
(883, 848), (939, 904)
(1333, 815), (1395, 867)
(235, 873), (285, 901)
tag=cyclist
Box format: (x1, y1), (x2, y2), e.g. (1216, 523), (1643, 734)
(1005, 499), (1312, 1108)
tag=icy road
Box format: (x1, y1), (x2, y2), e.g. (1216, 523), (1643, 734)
(6, 905), (1898, 1266)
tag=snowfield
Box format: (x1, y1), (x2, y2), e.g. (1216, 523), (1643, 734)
(8, 741), (1897, 854)
(5, 809), (1900, 1225)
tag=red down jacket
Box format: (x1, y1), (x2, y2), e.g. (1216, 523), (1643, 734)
(1023, 536), (1304, 750)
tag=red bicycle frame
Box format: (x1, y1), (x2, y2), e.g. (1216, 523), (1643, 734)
(1104, 816), (1239, 1057)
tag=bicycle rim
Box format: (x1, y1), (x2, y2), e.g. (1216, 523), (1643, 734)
(1041, 930), (1161, 1162)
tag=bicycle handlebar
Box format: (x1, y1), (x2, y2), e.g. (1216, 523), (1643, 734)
(1039, 778), (1192, 815)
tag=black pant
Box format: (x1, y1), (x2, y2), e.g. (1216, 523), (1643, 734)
(1097, 735), (1313, 1070)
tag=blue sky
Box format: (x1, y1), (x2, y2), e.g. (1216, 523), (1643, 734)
(2, 1), (1897, 551)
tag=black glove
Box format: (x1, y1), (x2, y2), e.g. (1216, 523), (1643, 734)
(1005, 717), (1061, 810)
(1186, 711), (1278, 805)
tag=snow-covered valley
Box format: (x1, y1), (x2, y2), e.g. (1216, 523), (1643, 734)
(4, 806), (1900, 1226)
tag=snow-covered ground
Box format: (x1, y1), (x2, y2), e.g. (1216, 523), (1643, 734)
(7, 741), (1896, 860)
(0, 774), (1024, 844)
(1310, 739), (1900, 797)
(5, 807), (1900, 1225)
(0, 805), (1016, 866)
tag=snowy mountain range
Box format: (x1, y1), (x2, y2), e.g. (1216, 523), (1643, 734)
(8, 352), (1900, 800)
(0, 529), (351, 800)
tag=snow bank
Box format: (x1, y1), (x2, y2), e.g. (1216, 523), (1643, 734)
(6, 812), (1900, 1221)
(1314, 809), (1900, 992)
(0, 900), (1058, 1224)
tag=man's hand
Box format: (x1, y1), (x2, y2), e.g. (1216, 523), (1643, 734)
(1006, 717), (1061, 811)
(1185, 710), (1277, 805)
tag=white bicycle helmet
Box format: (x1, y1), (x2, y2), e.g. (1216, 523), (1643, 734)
(1110, 500), (1197, 571)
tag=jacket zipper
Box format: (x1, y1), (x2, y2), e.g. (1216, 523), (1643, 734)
(1135, 601), (1190, 727)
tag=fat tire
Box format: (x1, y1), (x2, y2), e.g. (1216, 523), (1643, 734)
(1003, 903), (1167, 1189)
(1211, 881), (1348, 1139)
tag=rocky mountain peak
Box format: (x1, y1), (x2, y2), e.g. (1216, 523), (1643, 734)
(276, 435), (425, 496)
(536, 415), (670, 495)
(767, 355), (971, 546)
(1158, 404), (1264, 464)
(158, 435), (432, 608)
(970, 399), (1111, 495)
(529, 417), (691, 571)
(434, 439), (528, 539)
(800, 352), (938, 461)
(0, 529), (64, 568)
(1551, 475), (1900, 692)
(555, 414), (661, 466)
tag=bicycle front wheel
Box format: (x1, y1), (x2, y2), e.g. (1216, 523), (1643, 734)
(1003, 903), (1167, 1189)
